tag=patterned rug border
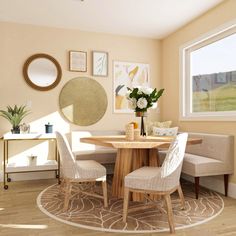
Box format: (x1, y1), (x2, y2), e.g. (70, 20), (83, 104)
(36, 184), (224, 233)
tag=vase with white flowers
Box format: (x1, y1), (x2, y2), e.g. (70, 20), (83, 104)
(127, 87), (164, 136)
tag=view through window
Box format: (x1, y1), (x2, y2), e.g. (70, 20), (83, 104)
(190, 33), (236, 113)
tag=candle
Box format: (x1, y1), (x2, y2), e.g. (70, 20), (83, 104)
(134, 129), (140, 140)
(125, 123), (134, 141)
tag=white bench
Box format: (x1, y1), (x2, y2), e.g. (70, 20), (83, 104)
(159, 132), (234, 199)
(70, 130), (124, 173)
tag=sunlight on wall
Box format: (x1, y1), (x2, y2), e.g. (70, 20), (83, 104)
(6, 111), (70, 167)
(61, 104), (73, 123)
(71, 131), (96, 152)
(29, 111), (70, 134)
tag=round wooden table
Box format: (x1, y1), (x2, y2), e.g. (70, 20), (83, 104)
(80, 135), (202, 201)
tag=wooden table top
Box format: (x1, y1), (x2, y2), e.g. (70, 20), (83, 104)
(80, 135), (202, 149)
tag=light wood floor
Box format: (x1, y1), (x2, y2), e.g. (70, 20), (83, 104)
(0, 179), (236, 236)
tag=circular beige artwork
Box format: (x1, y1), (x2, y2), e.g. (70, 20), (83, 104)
(59, 77), (107, 126)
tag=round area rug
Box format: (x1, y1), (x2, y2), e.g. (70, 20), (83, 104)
(37, 180), (224, 233)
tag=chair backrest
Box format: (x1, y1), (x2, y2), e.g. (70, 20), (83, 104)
(160, 133), (188, 190)
(55, 131), (78, 179)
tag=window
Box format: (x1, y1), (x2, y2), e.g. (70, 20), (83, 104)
(180, 22), (236, 120)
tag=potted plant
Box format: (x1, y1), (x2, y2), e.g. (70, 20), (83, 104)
(0, 105), (30, 134)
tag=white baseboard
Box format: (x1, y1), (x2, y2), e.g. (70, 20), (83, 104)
(182, 174), (236, 199)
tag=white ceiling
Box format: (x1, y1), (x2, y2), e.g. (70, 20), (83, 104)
(0, 0), (223, 39)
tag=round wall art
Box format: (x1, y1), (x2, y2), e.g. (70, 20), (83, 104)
(59, 77), (107, 126)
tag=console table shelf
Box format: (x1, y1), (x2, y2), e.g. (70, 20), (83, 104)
(6, 160), (58, 173)
(2, 133), (60, 189)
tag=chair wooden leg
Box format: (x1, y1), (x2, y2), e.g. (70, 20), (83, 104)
(224, 174), (229, 197)
(102, 180), (108, 207)
(123, 187), (130, 223)
(195, 177), (200, 199)
(59, 178), (66, 191)
(164, 194), (175, 234)
(63, 179), (72, 212)
(177, 185), (185, 209)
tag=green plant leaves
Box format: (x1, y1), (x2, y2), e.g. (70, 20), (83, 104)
(0, 105), (30, 128)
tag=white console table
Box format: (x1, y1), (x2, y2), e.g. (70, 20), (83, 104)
(2, 133), (60, 189)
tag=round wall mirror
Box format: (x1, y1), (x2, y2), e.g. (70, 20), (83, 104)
(23, 53), (62, 91)
(59, 77), (108, 126)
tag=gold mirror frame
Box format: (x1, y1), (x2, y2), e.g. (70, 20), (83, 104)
(23, 53), (62, 91)
(59, 77), (108, 126)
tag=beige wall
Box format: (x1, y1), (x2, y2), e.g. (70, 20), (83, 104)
(161, 0), (236, 183)
(0, 22), (161, 178)
(2, 0), (236, 185)
(0, 22), (161, 134)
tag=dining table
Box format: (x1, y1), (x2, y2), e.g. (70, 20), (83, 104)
(80, 135), (202, 201)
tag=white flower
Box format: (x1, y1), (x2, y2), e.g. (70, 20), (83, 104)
(140, 87), (153, 95)
(137, 97), (148, 109)
(128, 98), (137, 109)
(151, 102), (158, 109)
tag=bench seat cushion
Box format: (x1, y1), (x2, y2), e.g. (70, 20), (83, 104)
(71, 130), (122, 164)
(182, 153), (226, 177)
(158, 150), (230, 177)
(74, 149), (116, 164)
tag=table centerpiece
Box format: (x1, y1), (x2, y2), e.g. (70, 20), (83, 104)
(126, 86), (164, 136)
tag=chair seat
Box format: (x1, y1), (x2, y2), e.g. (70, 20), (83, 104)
(125, 166), (161, 190)
(76, 160), (106, 179)
(182, 153), (224, 177)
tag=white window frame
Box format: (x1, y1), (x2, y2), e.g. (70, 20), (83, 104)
(179, 19), (236, 121)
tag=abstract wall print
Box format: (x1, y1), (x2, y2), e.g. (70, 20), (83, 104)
(113, 61), (150, 113)
(92, 51), (108, 77)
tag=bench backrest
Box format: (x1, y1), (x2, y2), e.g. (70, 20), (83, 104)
(186, 132), (234, 168)
(71, 130), (124, 152)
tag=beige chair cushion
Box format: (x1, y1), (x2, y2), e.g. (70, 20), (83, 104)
(125, 166), (161, 190)
(76, 160), (106, 179)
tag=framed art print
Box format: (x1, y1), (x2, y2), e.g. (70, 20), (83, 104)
(92, 51), (108, 77)
(113, 61), (150, 113)
(69, 51), (87, 72)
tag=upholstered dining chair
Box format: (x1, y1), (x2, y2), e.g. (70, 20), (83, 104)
(55, 131), (108, 211)
(123, 133), (188, 234)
